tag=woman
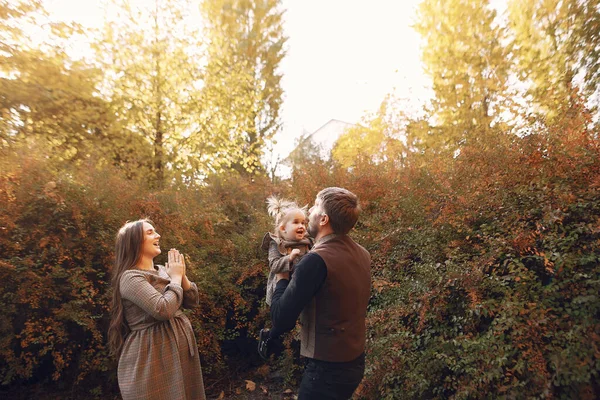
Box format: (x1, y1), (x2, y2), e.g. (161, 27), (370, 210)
(108, 219), (205, 400)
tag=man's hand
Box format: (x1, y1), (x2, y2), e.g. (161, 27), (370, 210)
(275, 271), (290, 282)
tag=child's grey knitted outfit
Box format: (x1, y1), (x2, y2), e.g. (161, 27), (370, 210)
(261, 232), (313, 306)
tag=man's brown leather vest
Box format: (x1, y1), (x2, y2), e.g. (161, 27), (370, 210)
(299, 234), (371, 362)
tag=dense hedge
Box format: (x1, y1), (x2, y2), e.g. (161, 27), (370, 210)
(350, 112), (600, 398)
(0, 151), (283, 397)
(1, 105), (599, 399)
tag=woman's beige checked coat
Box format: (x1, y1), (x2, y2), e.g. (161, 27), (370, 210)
(117, 266), (205, 400)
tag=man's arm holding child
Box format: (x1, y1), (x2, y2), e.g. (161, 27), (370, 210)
(270, 252), (327, 332)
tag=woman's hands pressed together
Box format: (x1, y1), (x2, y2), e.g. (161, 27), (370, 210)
(167, 248), (193, 290)
(166, 249), (185, 285)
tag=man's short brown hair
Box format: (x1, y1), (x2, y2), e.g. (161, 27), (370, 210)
(317, 187), (361, 234)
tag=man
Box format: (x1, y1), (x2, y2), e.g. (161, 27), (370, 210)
(260, 187), (371, 400)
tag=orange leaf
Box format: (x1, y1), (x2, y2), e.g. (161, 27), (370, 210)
(245, 380), (256, 391)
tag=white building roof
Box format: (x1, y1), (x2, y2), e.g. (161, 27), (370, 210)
(306, 119), (356, 158)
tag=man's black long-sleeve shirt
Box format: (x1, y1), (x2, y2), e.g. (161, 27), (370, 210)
(270, 252), (328, 334)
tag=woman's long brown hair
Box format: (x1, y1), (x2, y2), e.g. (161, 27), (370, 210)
(107, 219), (149, 358)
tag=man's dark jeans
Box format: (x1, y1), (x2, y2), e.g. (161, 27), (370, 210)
(298, 353), (365, 400)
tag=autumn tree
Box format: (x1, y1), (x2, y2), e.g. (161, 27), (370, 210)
(332, 98), (408, 169)
(201, 0), (287, 174)
(0, 0), (115, 163)
(414, 0), (513, 153)
(93, 0), (205, 187)
(285, 130), (322, 170)
(0, 0), (43, 150)
(508, 0), (600, 118)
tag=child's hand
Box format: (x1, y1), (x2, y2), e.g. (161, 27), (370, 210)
(290, 248), (301, 261)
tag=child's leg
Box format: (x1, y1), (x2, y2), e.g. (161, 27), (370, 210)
(269, 325), (284, 340)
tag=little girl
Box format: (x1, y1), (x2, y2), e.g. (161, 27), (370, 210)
(258, 196), (313, 360)
(260, 195), (313, 306)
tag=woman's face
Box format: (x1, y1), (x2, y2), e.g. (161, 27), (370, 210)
(280, 210), (307, 241)
(141, 221), (161, 259)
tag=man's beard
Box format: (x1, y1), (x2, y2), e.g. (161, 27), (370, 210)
(307, 221), (318, 238)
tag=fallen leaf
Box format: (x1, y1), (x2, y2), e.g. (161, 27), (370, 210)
(260, 385), (268, 394)
(283, 388), (293, 394)
(235, 388), (242, 395)
(245, 380), (256, 392)
(217, 391), (225, 400)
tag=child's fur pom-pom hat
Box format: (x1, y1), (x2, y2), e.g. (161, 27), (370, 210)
(266, 195), (297, 227)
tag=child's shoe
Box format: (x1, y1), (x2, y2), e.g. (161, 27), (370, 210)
(257, 329), (271, 361)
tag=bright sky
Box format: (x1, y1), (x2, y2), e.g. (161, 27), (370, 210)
(277, 0), (431, 157)
(44, 0), (432, 160)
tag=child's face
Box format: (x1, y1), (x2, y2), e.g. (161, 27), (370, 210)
(280, 210), (307, 241)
